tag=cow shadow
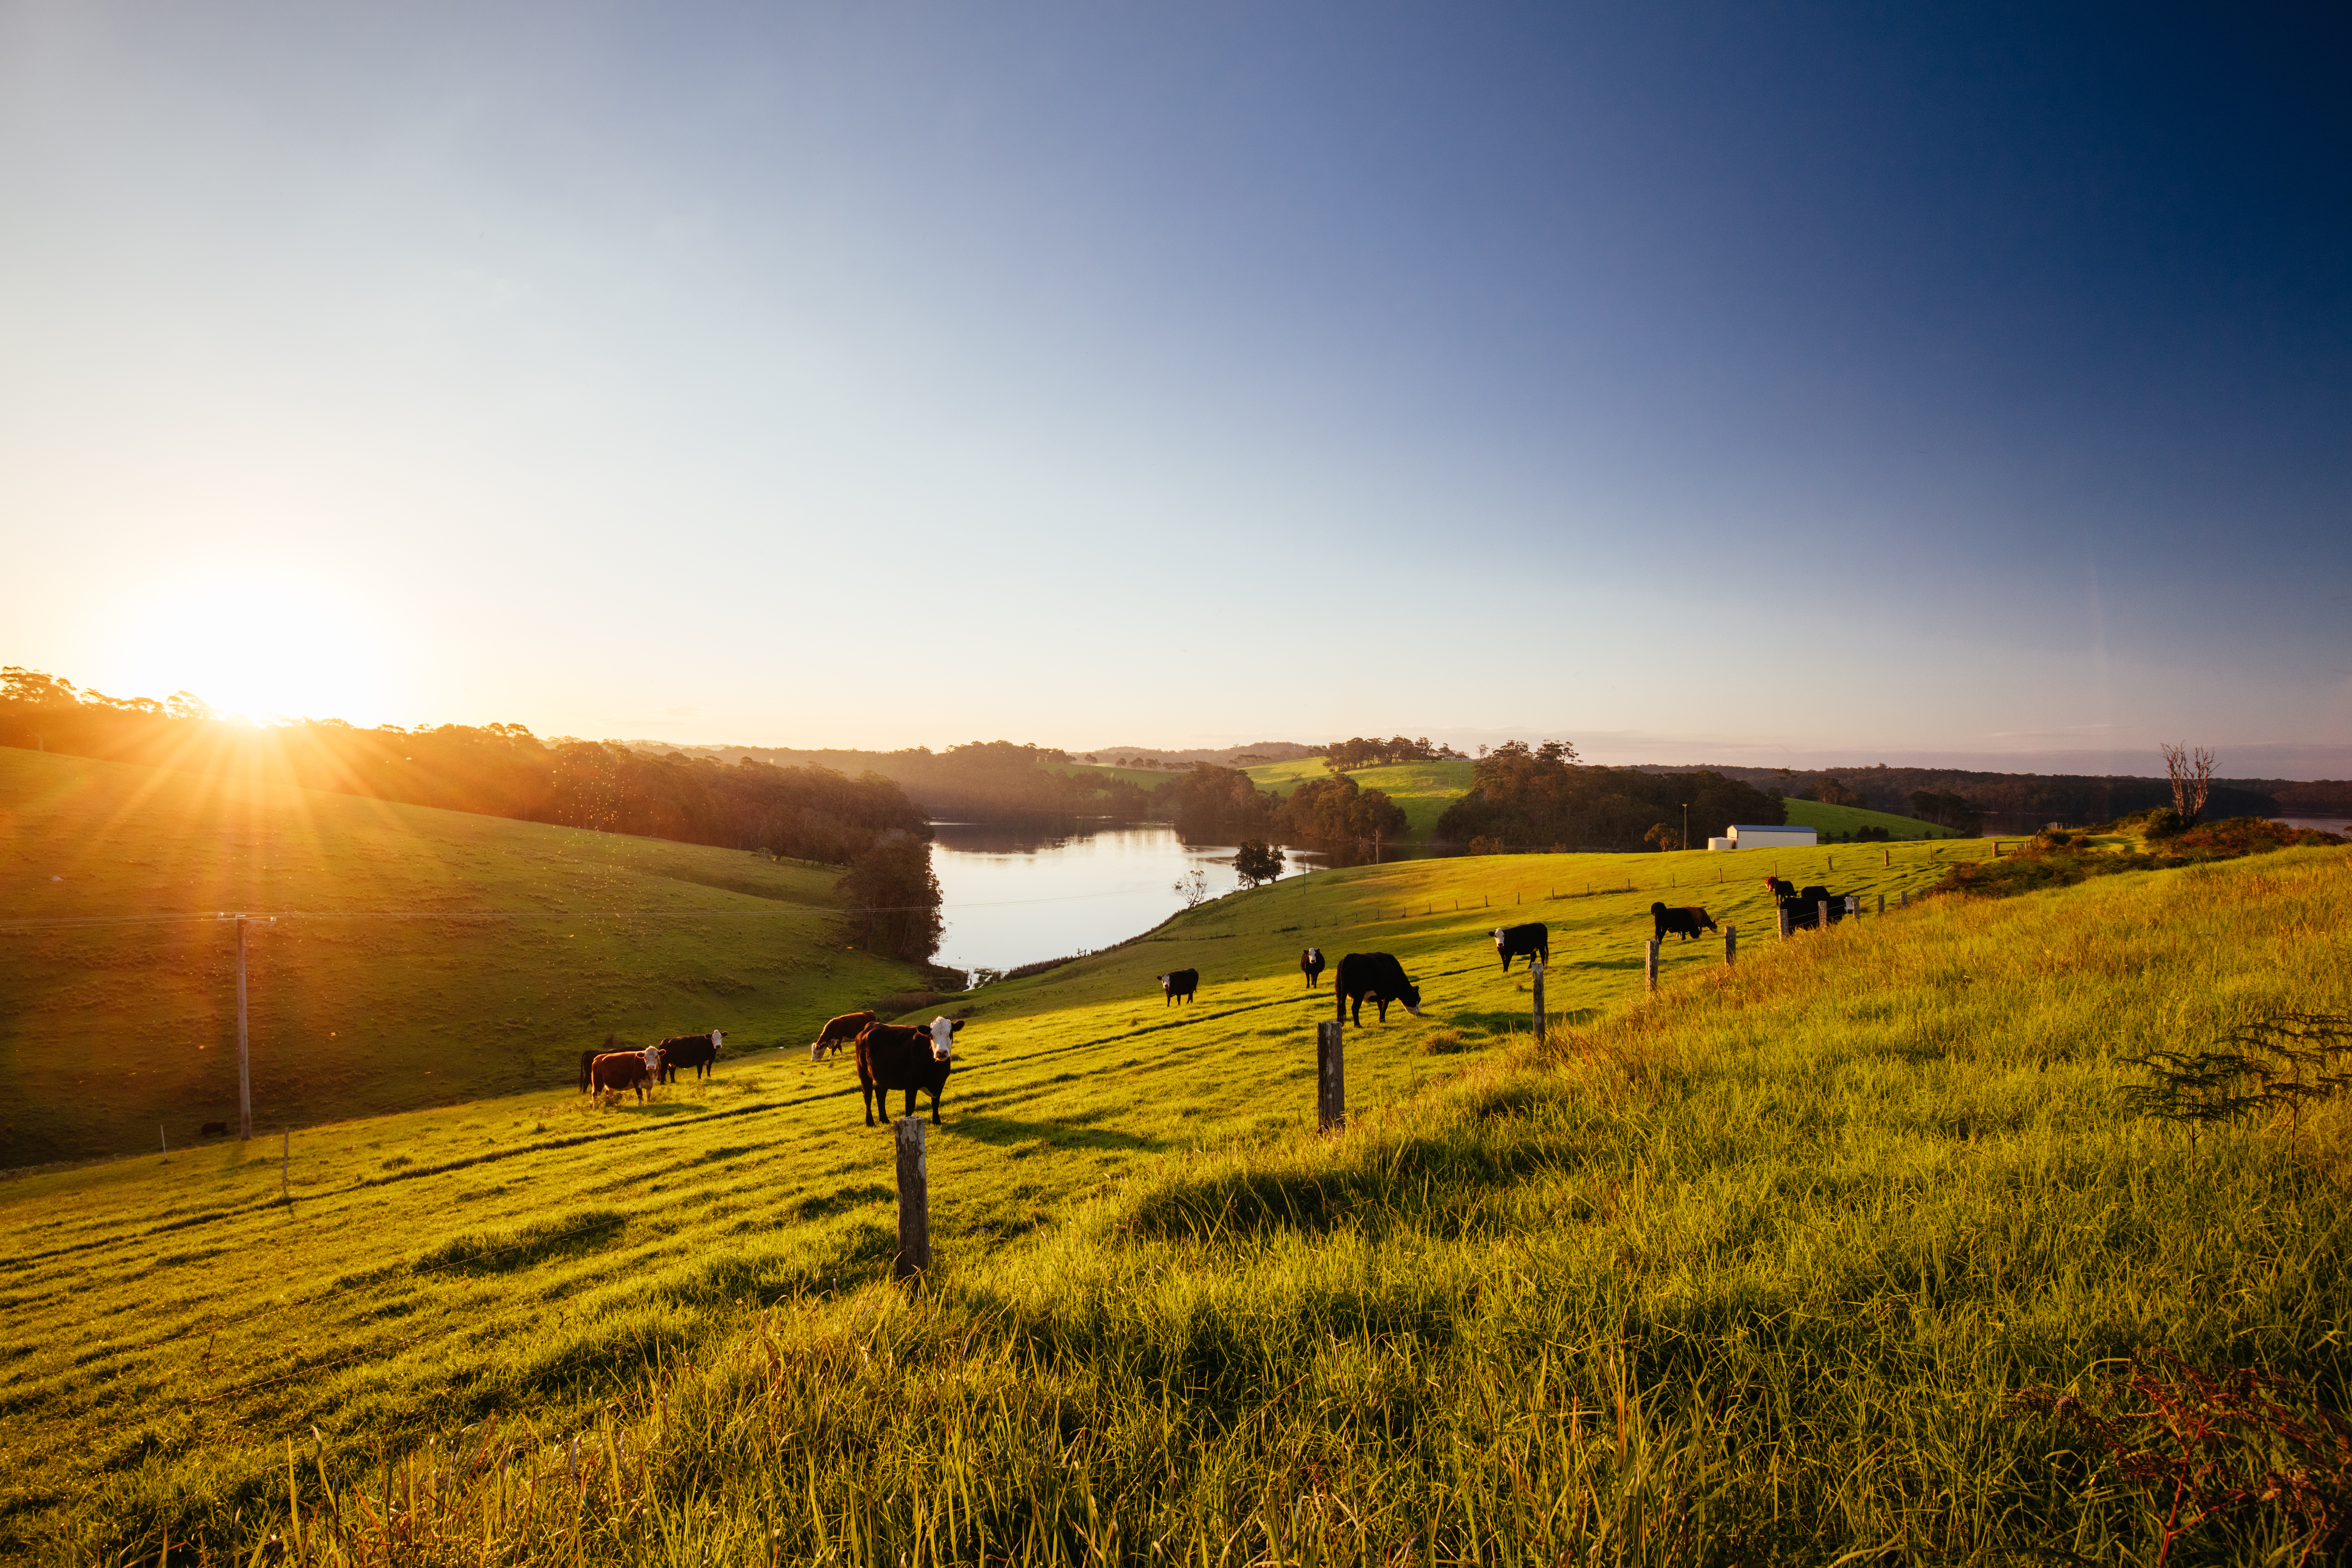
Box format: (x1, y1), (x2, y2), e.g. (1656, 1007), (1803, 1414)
(948, 1110), (1168, 1154)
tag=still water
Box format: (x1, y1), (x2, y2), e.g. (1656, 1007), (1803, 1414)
(928, 819), (1333, 979)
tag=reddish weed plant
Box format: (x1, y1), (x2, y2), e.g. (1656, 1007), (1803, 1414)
(2009, 1349), (2352, 1566)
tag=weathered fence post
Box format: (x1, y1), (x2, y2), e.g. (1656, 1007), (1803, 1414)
(1845, 894), (1859, 922)
(1883, 848), (1891, 867)
(1724, 925), (1737, 966)
(893, 1118), (930, 1279)
(1316, 1021), (1346, 1132)
(1777, 905), (1792, 939)
(1899, 888), (1908, 908)
(1644, 939), (1659, 993)
(236, 914), (251, 1141)
(1876, 893), (1885, 915)
(1818, 898), (1831, 931)
(1530, 960), (1546, 1043)
(160, 1125), (167, 1155)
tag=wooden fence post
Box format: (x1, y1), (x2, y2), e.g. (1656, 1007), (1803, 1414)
(1882, 848), (1890, 867)
(1723, 925), (1737, 966)
(1817, 898), (1831, 931)
(893, 1118), (930, 1279)
(1644, 939), (1659, 993)
(1316, 1021), (1346, 1132)
(1899, 888), (1908, 908)
(1876, 893), (1885, 915)
(1845, 895), (1858, 922)
(1777, 905), (1792, 939)
(1530, 961), (1546, 1043)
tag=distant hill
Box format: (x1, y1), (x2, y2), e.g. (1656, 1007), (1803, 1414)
(1627, 762), (2352, 829)
(0, 748), (936, 1167)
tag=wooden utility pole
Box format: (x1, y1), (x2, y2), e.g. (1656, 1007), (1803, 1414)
(893, 1118), (930, 1279)
(1316, 1021), (1345, 1131)
(236, 915), (251, 1141)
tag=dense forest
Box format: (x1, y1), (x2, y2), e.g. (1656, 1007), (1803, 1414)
(1435, 741), (1786, 851)
(1625, 761), (2352, 829)
(0, 668), (951, 959)
(1156, 764), (1411, 851)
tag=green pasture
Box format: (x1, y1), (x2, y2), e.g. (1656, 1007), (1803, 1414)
(1779, 796), (1962, 840)
(1242, 755), (1474, 839)
(0, 748), (933, 1168)
(1051, 761), (1180, 792)
(15, 826), (2352, 1561)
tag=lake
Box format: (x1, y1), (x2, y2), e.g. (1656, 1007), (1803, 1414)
(929, 819), (1343, 979)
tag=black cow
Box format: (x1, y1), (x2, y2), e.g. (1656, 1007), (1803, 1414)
(1491, 922), (1548, 972)
(656, 1029), (723, 1083)
(1300, 948), (1325, 988)
(1335, 952), (1424, 1025)
(856, 1016), (963, 1126)
(1771, 881), (1846, 929)
(1651, 902), (1718, 941)
(1160, 968), (1199, 1005)
(198, 1121), (229, 1138)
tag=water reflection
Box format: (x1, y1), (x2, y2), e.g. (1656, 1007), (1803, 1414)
(930, 819), (1344, 979)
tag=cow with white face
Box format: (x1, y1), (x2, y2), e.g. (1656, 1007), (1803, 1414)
(854, 1016), (964, 1126)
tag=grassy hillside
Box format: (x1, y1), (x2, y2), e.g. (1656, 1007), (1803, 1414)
(18, 836), (2352, 1562)
(1780, 796), (1962, 840)
(1244, 756), (1475, 839)
(0, 748), (933, 1167)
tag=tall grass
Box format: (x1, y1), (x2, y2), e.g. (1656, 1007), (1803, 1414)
(50, 845), (2351, 1564)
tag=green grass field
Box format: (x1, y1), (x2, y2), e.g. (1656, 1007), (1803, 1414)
(12, 822), (2352, 1563)
(1779, 796), (1962, 840)
(0, 748), (936, 1167)
(1243, 756), (1475, 839)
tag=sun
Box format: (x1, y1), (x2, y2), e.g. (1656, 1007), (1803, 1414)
(109, 565), (398, 724)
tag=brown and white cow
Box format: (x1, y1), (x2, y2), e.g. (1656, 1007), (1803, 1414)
(855, 1016), (964, 1126)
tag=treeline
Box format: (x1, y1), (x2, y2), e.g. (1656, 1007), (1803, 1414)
(1435, 741), (1786, 852)
(672, 740), (1149, 819)
(0, 669), (953, 958)
(1156, 765), (1410, 850)
(1631, 760), (2351, 828)
(1318, 735), (1467, 771)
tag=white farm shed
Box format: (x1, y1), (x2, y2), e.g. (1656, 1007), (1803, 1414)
(1719, 824), (1818, 850)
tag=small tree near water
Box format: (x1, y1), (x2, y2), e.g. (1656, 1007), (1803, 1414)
(2163, 742), (2216, 825)
(1233, 840), (1283, 888)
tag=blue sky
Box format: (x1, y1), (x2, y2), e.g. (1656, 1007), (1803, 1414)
(4, 2), (2347, 773)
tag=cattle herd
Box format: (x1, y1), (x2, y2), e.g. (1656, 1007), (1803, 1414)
(572, 875), (1855, 1129)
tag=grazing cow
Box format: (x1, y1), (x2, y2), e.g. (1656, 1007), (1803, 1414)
(1651, 902), (1718, 941)
(1159, 968), (1199, 1005)
(855, 1016), (964, 1126)
(1491, 922), (1549, 972)
(1335, 952), (1424, 1026)
(586, 1051), (655, 1104)
(1775, 884), (1845, 929)
(811, 1011), (876, 1062)
(199, 1121), (229, 1138)
(1300, 947), (1326, 988)
(657, 1030), (723, 1082)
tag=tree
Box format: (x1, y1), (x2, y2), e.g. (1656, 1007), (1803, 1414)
(2163, 743), (2216, 825)
(1814, 775), (1865, 808)
(1233, 839), (1284, 888)
(1643, 822), (1682, 852)
(833, 831), (944, 960)
(1171, 867), (1210, 908)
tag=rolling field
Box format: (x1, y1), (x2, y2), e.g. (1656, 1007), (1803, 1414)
(1779, 797), (1962, 840)
(0, 748), (935, 1167)
(13, 832), (2352, 1562)
(1242, 756), (1475, 839)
